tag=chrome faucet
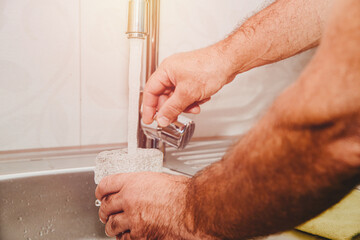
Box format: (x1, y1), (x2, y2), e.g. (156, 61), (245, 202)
(126, 0), (195, 151)
(126, 0), (148, 39)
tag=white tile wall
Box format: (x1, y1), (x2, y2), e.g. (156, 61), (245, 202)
(0, 0), (80, 151)
(0, 0), (315, 151)
(80, 0), (129, 145)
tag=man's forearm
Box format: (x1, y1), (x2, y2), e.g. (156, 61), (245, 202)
(186, 116), (359, 239)
(215, 0), (333, 77)
(185, 0), (360, 239)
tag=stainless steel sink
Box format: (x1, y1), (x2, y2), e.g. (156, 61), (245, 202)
(0, 140), (328, 240)
(0, 170), (108, 240)
(0, 169), (325, 240)
(164, 137), (236, 176)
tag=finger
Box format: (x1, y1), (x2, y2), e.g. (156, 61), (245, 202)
(142, 92), (158, 125)
(158, 94), (170, 110)
(123, 233), (132, 240)
(142, 70), (173, 124)
(157, 88), (196, 127)
(96, 173), (130, 200)
(158, 91), (175, 110)
(105, 214), (130, 237)
(184, 103), (201, 114)
(198, 97), (211, 105)
(99, 194), (124, 223)
(183, 97), (211, 113)
(117, 232), (131, 240)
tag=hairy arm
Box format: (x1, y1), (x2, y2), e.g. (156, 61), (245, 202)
(220, 0), (333, 75)
(186, 0), (360, 239)
(143, 0), (334, 126)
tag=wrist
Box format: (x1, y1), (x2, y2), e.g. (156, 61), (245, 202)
(205, 43), (240, 85)
(212, 28), (256, 77)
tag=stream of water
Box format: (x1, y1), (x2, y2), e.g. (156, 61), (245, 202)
(127, 38), (144, 155)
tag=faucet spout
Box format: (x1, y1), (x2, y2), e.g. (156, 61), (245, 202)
(126, 0), (148, 39)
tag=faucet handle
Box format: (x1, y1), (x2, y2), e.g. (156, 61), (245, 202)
(141, 115), (195, 149)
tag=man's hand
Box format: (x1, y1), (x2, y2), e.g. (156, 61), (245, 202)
(142, 0), (333, 128)
(142, 46), (236, 127)
(95, 172), (214, 240)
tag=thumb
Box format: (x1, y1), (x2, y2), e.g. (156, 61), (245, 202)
(156, 89), (195, 127)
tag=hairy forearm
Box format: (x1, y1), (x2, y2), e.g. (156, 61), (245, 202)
(216, 0), (333, 77)
(186, 116), (359, 239)
(186, 1), (360, 239)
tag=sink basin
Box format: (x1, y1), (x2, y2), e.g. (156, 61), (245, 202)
(0, 170), (108, 240)
(0, 141), (324, 240)
(0, 169), (322, 240)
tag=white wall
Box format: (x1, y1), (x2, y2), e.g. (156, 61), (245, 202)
(0, 0), (81, 151)
(0, 0), (315, 151)
(80, 0), (129, 146)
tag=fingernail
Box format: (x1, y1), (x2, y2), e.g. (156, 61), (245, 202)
(99, 218), (105, 224)
(157, 116), (170, 127)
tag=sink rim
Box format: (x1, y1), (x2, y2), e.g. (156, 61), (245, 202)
(0, 166), (95, 181)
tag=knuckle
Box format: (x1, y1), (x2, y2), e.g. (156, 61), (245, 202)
(101, 195), (111, 210)
(100, 195), (114, 217)
(98, 176), (111, 197)
(162, 55), (174, 66)
(179, 83), (201, 99)
(142, 91), (153, 101)
(177, 84), (190, 96)
(167, 103), (182, 116)
(98, 208), (106, 222)
(160, 58), (169, 67)
(105, 215), (116, 236)
(110, 217), (118, 232)
(122, 194), (132, 209)
(123, 232), (132, 240)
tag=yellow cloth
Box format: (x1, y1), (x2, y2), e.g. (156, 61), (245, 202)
(297, 189), (360, 240)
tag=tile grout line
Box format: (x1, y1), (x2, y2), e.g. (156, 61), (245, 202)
(79, 0), (82, 146)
